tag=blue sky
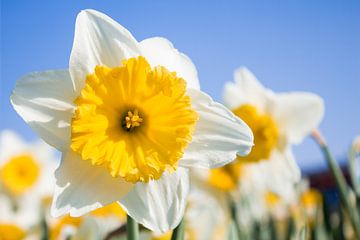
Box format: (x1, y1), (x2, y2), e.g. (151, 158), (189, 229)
(1, 0), (359, 172)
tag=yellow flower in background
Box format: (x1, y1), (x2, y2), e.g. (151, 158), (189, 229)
(0, 224), (25, 240)
(223, 67), (324, 201)
(263, 191), (290, 221)
(47, 202), (127, 240)
(300, 188), (322, 223)
(1, 154), (40, 195)
(291, 181), (323, 227)
(0, 130), (58, 203)
(50, 215), (83, 240)
(11, 9), (253, 233)
(265, 191), (281, 208)
(300, 189), (322, 209)
(0, 194), (38, 240)
(0, 130), (58, 239)
(208, 162), (243, 192)
(0, 223), (26, 240)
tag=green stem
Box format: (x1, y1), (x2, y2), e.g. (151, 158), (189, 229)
(269, 217), (277, 240)
(348, 146), (360, 199)
(171, 219), (185, 240)
(230, 200), (244, 239)
(40, 217), (49, 240)
(312, 130), (360, 239)
(127, 215), (139, 240)
(285, 217), (295, 240)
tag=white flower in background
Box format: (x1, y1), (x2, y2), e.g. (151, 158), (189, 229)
(47, 202), (126, 240)
(0, 194), (39, 240)
(0, 130), (58, 204)
(0, 130), (57, 239)
(191, 164), (276, 236)
(223, 67), (324, 200)
(11, 9), (253, 233)
(185, 186), (230, 240)
(140, 186), (229, 240)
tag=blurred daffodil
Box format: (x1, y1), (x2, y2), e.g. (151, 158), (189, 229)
(223, 68), (324, 200)
(300, 188), (322, 225)
(0, 194), (39, 240)
(47, 202), (126, 240)
(11, 9), (253, 233)
(0, 130), (58, 215)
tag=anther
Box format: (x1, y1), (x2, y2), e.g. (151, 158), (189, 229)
(122, 109), (143, 131)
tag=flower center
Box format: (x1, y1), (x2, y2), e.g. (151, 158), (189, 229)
(208, 162), (243, 192)
(0, 224), (25, 240)
(232, 104), (279, 162)
(71, 56), (198, 183)
(0, 154), (40, 195)
(122, 109), (143, 131)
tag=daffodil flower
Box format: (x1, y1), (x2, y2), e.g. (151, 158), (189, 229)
(223, 67), (324, 199)
(48, 203), (125, 240)
(0, 194), (39, 239)
(0, 130), (57, 202)
(11, 9), (253, 233)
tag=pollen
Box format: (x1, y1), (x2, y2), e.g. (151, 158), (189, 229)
(232, 104), (279, 163)
(0, 154), (40, 195)
(122, 109), (143, 131)
(71, 56), (198, 183)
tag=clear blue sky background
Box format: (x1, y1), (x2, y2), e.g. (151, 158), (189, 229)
(1, 0), (359, 173)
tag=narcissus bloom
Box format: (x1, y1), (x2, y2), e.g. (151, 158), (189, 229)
(223, 67), (324, 199)
(0, 130), (58, 239)
(0, 195), (31, 240)
(47, 203), (126, 240)
(0, 130), (57, 201)
(11, 9), (253, 233)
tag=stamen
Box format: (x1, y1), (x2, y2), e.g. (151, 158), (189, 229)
(122, 109), (143, 131)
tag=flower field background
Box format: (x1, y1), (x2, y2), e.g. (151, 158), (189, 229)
(1, 1), (359, 240)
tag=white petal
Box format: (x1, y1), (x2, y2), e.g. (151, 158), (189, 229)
(186, 186), (229, 240)
(51, 151), (133, 217)
(272, 92), (324, 144)
(272, 148), (301, 182)
(223, 67), (272, 111)
(140, 37), (200, 90)
(119, 167), (189, 233)
(258, 148), (300, 202)
(180, 89), (253, 169)
(70, 9), (141, 94)
(10, 70), (76, 151)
